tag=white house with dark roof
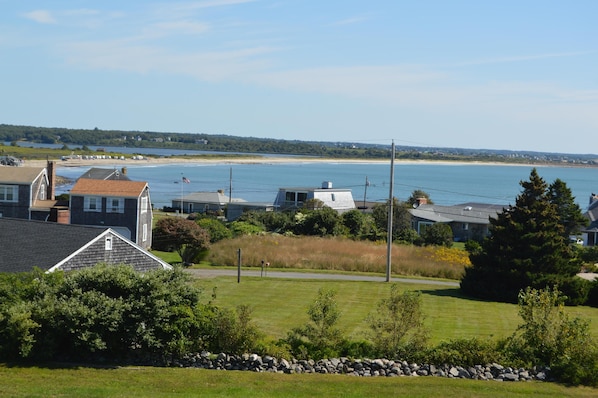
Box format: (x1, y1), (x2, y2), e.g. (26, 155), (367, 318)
(273, 181), (356, 213)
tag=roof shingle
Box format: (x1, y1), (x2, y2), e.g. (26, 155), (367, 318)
(70, 178), (147, 197)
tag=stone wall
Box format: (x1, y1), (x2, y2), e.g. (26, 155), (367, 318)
(169, 352), (550, 382)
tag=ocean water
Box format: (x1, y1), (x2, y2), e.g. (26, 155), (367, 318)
(54, 161), (598, 211)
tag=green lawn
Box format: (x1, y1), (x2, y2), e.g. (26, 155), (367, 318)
(0, 365), (596, 398)
(192, 276), (598, 344)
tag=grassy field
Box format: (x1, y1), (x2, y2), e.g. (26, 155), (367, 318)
(191, 275), (598, 344)
(0, 364), (596, 398)
(204, 235), (470, 280)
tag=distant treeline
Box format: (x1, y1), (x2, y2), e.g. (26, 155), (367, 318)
(0, 123), (584, 164)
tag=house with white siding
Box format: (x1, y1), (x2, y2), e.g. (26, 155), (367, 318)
(273, 181), (356, 213)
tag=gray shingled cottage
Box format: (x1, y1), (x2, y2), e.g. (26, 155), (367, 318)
(0, 218), (171, 273)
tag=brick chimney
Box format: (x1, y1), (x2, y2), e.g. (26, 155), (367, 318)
(416, 197), (428, 206)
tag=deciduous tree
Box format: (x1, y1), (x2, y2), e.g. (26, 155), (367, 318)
(153, 217), (210, 264)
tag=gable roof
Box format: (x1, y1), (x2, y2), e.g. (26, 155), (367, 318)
(79, 168), (131, 181)
(0, 218), (170, 272)
(70, 178), (148, 198)
(0, 167), (45, 184)
(410, 202), (505, 224)
(0, 218), (110, 272)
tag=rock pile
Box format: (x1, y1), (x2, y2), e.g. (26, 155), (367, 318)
(172, 352), (550, 382)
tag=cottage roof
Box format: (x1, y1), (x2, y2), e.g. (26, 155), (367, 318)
(0, 218), (170, 273)
(0, 167), (45, 184)
(0, 218), (109, 272)
(70, 178), (147, 198)
(410, 202), (504, 224)
(79, 167), (131, 181)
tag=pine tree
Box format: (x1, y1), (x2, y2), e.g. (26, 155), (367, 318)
(548, 178), (588, 240)
(460, 169), (583, 303)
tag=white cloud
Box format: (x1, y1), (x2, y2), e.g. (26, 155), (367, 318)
(152, 20), (210, 35)
(22, 10), (57, 24)
(452, 51), (596, 67)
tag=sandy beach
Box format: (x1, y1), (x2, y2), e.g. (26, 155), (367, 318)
(22, 155), (527, 170)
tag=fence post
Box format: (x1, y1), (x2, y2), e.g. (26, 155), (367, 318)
(237, 248), (242, 283)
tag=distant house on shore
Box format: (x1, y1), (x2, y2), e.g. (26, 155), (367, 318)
(0, 218), (171, 273)
(409, 200), (504, 242)
(172, 190), (247, 216)
(273, 181), (356, 213)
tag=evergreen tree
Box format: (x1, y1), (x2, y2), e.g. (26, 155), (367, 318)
(460, 169), (583, 303)
(548, 178), (588, 240)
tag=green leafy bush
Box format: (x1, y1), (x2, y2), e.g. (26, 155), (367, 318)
(366, 285), (428, 360)
(426, 338), (505, 367)
(0, 265), (213, 363)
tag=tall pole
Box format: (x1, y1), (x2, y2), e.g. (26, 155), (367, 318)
(229, 167), (233, 204)
(386, 141), (395, 282)
(180, 173), (184, 214)
(362, 176), (369, 209)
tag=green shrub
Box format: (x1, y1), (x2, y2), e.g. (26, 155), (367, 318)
(426, 338), (504, 367)
(0, 265), (213, 363)
(286, 288), (344, 359)
(366, 285), (428, 359)
(207, 305), (264, 355)
(505, 287), (598, 386)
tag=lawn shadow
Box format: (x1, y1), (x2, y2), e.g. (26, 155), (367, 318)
(3, 361), (120, 370)
(419, 287), (510, 304)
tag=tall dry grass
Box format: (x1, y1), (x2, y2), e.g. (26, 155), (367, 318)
(206, 235), (469, 280)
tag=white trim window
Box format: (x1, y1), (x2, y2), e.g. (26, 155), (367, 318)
(105, 236), (113, 250)
(107, 197), (124, 213)
(84, 196), (102, 212)
(142, 223), (148, 242)
(140, 196), (148, 214)
(0, 185), (18, 202)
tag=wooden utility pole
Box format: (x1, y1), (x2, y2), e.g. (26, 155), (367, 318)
(386, 141), (395, 282)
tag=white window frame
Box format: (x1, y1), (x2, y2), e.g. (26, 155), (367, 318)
(140, 196), (148, 214)
(105, 236), (113, 250)
(84, 196), (102, 212)
(0, 185), (18, 202)
(142, 223), (148, 242)
(107, 197), (124, 213)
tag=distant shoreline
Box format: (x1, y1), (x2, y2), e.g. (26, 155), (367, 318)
(21, 156), (554, 170)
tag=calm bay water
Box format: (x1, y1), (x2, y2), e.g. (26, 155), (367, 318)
(54, 161), (598, 211)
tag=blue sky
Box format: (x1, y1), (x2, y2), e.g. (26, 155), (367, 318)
(2, 1), (597, 154)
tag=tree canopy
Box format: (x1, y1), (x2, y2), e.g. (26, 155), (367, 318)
(460, 169), (584, 304)
(153, 217), (210, 265)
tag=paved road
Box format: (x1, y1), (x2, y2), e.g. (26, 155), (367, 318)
(185, 268), (460, 287)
